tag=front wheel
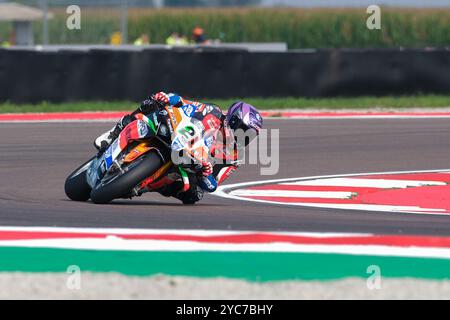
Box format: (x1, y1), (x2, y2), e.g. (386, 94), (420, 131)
(65, 157), (95, 201)
(90, 151), (163, 204)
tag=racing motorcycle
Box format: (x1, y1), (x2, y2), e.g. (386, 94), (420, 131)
(64, 105), (215, 205)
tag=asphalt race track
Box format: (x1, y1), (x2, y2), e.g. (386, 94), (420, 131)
(2, 118), (450, 235)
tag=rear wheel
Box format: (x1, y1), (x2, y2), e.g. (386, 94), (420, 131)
(64, 157), (95, 201)
(90, 151), (163, 204)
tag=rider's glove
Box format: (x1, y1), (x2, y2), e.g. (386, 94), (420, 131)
(139, 99), (157, 114)
(152, 92), (170, 105)
(201, 161), (213, 177)
(191, 161), (212, 176)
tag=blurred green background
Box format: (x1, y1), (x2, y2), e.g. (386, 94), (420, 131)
(1, 7), (448, 48)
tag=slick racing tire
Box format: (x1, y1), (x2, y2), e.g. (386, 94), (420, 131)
(90, 151), (163, 204)
(64, 157), (95, 201)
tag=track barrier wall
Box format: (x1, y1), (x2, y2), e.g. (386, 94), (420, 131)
(1, 48), (449, 103)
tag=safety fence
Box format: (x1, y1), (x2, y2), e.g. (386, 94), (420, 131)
(1, 48), (449, 103)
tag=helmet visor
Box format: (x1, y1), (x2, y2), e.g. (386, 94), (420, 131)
(233, 120), (258, 148)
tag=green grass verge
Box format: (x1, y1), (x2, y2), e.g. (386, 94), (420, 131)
(1, 247), (450, 281)
(1, 95), (450, 113)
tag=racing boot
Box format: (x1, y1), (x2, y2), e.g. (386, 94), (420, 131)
(157, 181), (183, 198)
(158, 181), (204, 205)
(175, 186), (204, 205)
(93, 115), (135, 155)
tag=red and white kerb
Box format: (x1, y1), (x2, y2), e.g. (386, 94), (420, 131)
(216, 170), (450, 215)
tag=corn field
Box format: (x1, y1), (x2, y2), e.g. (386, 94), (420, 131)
(2, 7), (449, 48)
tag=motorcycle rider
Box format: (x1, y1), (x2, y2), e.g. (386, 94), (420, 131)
(94, 91), (263, 204)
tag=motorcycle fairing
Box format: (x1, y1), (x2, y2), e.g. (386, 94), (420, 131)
(103, 119), (149, 170)
(123, 142), (154, 163)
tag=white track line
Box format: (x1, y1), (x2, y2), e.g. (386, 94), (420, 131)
(229, 189), (354, 199)
(282, 178), (446, 188)
(1, 239), (450, 259)
(0, 225), (370, 238)
(275, 202), (445, 213)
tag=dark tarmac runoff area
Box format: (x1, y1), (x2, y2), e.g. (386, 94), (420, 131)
(1, 118), (450, 235)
